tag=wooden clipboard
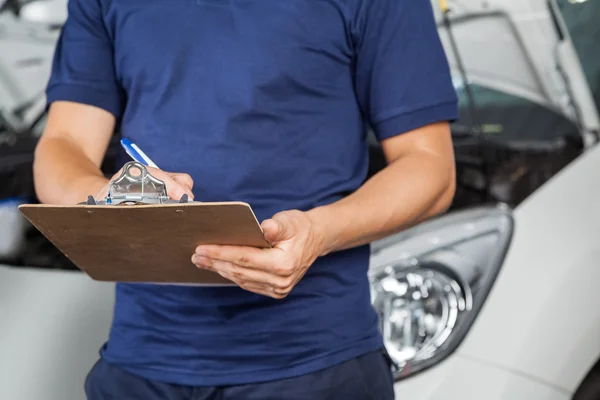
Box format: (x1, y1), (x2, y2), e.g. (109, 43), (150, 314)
(18, 202), (270, 285)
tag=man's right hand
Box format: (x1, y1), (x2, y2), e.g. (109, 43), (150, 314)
(34, 101), (195, 205)
(94, 166), (195, 202)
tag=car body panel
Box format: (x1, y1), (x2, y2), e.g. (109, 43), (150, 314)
(3, 146), (599, 400)
(0, 261), (575, 400)
(457, 139), (600, 392)
(2, 0), (600, 399)
(0, 266), (114, 400)
(434, 0), (600, 139)
(393, 354), (569, 400)
(3, 0), (599, 135)
(0, 12), (58, 130)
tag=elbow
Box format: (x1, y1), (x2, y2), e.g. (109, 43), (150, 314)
(429, 162), (457, 217)
(32, 144), (45, 203)
(32, 138), (51, 204)
(438, 172), (457, 214)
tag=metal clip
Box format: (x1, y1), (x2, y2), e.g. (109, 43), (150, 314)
(106, 161), (169, 205)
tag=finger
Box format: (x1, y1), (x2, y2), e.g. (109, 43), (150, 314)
(171, 173), (194, 191)
(142, 167), (193, 200)
(192, 255), (293, 295)
(241, 284), (288, 299)
(164, 176), (193, 200)
(156, 174), (193, 200)
(233, 280), (286, 299)
(171, 175), (195, 200)
(261, 217), (293, 244)
(195, 245), (281, 272)
(192, 256), (287, 298)
(261, 219), (281, 244)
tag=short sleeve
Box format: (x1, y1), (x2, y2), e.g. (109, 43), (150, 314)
(353, 0), (459, 141)
(45, 0), (124, 118)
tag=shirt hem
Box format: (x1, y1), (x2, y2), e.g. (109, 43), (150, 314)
(100, 335), (384, 387)
(46, 83), (123, 118)
(373, 100), (459, 141)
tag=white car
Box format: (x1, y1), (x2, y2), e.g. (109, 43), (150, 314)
(1, 0), (600, 399)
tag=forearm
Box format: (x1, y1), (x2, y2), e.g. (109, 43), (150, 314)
(307, 152), (456, 256)
(33, 136), (108, 205)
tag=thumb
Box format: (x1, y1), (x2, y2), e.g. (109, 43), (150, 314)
(261, 217), (293, 244)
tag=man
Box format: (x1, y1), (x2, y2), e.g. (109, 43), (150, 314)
(33, 0), (458, 398)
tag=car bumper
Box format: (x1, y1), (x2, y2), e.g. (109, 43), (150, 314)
(0, 266), (574, 400)
(393, 353), (570, 400)
(0, 266), (115, 400)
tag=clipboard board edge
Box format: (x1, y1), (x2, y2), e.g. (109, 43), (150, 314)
(17, 201), (271, 283)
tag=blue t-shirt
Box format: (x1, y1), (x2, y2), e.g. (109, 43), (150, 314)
(46, 0), (458, 386)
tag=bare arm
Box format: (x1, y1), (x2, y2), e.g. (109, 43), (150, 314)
(192, 121), (456, 299)
(308, 121), (456, 255)
(34, 101), (115, 205)
(190, 0), (458, 298)
(34, 101), (195, 205)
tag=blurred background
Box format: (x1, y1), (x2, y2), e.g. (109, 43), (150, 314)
(1, 0), (600, 399)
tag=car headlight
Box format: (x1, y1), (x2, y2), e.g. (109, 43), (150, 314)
(369, 204), (513, 380)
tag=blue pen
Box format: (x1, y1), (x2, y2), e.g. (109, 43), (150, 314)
(120, 138), (159, 169)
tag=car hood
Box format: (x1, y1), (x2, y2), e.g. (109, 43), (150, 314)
(0, 11), (58, 131)
(432, 0), (599, 139)
(1, 0), (598, 134)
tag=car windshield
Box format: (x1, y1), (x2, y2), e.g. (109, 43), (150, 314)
(451, 80), (578, 142)
(557, 0), (600, 113)
(435, 0), (600, 145)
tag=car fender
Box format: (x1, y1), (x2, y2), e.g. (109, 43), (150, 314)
(456, 142), (600, 392)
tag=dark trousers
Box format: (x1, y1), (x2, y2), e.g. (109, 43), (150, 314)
(85, 349), (395, 400)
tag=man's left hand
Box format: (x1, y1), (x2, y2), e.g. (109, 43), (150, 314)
(192, 210), (325, 299)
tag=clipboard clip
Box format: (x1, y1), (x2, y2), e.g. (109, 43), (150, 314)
(82, 161), (191, 205)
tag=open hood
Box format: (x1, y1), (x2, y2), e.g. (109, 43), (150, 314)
(432, 0), (600, 142)
(0, 0), (594, 269)
(1, 0), (598, 137)
(0, 10), (58, 131)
